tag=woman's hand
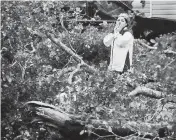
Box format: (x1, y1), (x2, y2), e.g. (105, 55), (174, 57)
(114, 25), (120, 33)
(113, 32), (120, 38)
(114, 22), (127, 33)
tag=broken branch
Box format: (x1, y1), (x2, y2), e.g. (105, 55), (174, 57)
(163, 49), (176, 55)
(57, 66), (76, 78)
(128, 86), (165, 99)
(162, 59), (175, 71)
(135, 39), (157, 50)
(128, 86), (176, 103)
(46, 32), (98, 73)
(46, 32), (83, 62)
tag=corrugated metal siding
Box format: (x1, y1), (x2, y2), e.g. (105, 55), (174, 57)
(133, 1), (176, 20)
(152, 1), (176, 5)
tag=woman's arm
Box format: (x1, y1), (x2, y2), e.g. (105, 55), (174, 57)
(114, 32), (134, 48)
(103, 33), (115, 47)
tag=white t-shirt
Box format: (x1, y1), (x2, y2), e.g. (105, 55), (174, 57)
(103, 32), (134, 72)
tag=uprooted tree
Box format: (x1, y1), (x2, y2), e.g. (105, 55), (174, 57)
(1, 1), (176, 140)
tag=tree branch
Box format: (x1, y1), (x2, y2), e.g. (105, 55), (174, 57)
(162, 59), (175, 71)
(28, 28), (98, 73)
(163, 49), (176, 55)
(60, 14), (76, 53)
(46, 32), (82, 62)
(128, 86), (176, 103)
(135, 39), (157, 50)
(45, 32), (98, 73)
(57, 66), (76, 78)
(128, 86), (166, 99)
(68, 63), (82, 84)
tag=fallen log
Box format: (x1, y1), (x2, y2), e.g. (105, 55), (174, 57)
(24, 101), (175, 140)
(25, 101), (135, 139)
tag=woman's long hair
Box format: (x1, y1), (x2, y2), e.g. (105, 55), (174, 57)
(120, 13), (135, 35)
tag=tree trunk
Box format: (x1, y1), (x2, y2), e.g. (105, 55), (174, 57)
(25, 101), (174, 140)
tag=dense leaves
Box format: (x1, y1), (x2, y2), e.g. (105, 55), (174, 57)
(1, 1), (176, 140)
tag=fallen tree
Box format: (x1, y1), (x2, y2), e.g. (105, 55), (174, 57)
(24, 101), (175, 140)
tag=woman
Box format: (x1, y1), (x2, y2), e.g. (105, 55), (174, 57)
(103, 13), (134, 73)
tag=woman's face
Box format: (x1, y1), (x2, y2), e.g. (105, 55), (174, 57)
(116, 17), (127, 28)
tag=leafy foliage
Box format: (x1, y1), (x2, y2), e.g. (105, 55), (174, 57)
(1, 1), (176, 140)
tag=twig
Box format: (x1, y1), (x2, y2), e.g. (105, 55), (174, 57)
(94, 127), (119, 137)
(21, 67), (26, 81)
(17, 62), (23, 71)
(93, 130), (139, 140)
(68, 63), (82, 84)
(91, 130), (119, 140)
(120, 136), (150, 140)
(91, 132), (101, 138)
(64, 19), (116, 22)
(60, 14), (76, 53)
(21, 56), (32, 81)
(62, 56), (74, 69)
(162, 59), (175, 71)
(8, 39), (13, 49)
(17, 62), (24, 80)
(57, 66), (76, 78)
(9, 61), (17, 67)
